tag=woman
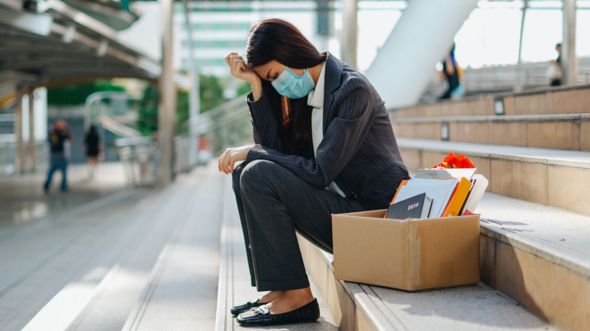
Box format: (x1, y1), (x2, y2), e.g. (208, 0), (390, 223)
(84, 125), (100, 179)
(218, 18), (409, 326)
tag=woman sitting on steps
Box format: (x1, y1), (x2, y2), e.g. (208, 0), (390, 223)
(218, 18), (410, 327)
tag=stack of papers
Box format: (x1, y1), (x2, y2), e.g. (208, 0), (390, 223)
(388, 168), (489, 219)
(393, 178), (457, 218)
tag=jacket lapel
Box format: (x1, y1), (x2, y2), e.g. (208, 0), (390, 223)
(322, 52), (344, 132)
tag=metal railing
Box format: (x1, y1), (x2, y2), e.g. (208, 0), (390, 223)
(0, 134), (49, 176)
(112, 94), (252, 186)
(114, 136), (158, 186)
(197, 95), (252, 157)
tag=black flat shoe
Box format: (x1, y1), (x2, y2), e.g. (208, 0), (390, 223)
(236, 298), (320, 326)
(230, 299), (265, 316)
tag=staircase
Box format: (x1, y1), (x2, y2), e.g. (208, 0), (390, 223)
(212, 85), (590, 331)
(385, 83), (590, 331)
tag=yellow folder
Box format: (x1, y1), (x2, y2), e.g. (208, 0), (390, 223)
(442, 177), (472, 217)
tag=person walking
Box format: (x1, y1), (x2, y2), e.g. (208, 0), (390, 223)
(43, 119), (72, 193)
(438, 43), (464, 100)
(218, 18), (409, 326)
(546, 43), (563, 86)
(84, 124), (100, 179)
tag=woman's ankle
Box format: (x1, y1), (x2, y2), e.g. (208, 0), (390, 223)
(282, 287), (314, 302)
(259, 290), (285, 303)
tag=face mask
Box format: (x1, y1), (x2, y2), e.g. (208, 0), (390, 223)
(271, 67), (315, 99)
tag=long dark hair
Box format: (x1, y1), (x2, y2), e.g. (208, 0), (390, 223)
(245, 18), (326, 156)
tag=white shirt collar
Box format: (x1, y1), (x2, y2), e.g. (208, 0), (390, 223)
(307, 54), (328, 109)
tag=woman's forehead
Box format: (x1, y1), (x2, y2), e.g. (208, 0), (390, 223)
(253, 61), (283, 78)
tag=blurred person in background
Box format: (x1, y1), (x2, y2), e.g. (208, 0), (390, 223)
(546, 43), (563, 86)
(438, 43), (464, 100)
(84, 124), (101, 179)
(43, 119), (72, 193)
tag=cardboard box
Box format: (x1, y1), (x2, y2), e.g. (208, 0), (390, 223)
(332, 209), (480, 291)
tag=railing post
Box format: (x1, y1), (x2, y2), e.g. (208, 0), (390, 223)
(27, 88), (37, 173)
(562, 0), (577, 86)
(15, 88), (25, 175)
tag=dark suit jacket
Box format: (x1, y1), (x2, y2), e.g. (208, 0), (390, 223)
(245, 52), (410, 210)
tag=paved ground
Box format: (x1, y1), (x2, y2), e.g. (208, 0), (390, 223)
(0, 163), (223, 330)
(0, 162), (131, 230)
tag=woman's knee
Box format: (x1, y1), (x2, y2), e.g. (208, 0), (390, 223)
(231, 162), (246, 193)
(239, 159), (279, 193)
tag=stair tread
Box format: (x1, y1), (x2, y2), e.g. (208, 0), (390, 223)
(393, 112), (590, 123)
(121, 171), (223, 331)
(478, 193), (590, 276)
(316, 247), (554, 331)
(397, 137), (590, 168)
(363, 282), (554, 330)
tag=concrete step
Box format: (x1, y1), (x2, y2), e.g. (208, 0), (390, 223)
(297, 231), (555, 331)
(121, 171), (223, 331)
(397, 138), (590, 216)
(392, 113), (590, 152)
(477, 193), (590, 331)
(300, 191), (590, 330)
(215, 175), (338, 331)
(392, 84), (590, 118)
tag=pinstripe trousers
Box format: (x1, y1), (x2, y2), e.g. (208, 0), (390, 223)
(231, 159), (365, 292)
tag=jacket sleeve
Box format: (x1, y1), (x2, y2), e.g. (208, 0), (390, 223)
(246, 86), (283, 152)
(246, 86), (376, 189)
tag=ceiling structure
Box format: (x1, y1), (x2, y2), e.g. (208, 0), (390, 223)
(0, 0), (161, 107)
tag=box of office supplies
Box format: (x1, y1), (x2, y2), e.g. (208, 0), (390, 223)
(331, 209), (480, 291)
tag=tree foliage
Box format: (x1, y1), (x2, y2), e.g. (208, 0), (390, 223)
(47, 80), (126, 106)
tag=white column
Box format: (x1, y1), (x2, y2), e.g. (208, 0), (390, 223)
(158, 0), (177, 185)
(515, 0), (529, 92)
(562, 0), (577, 85)
(341, 0), (358, 69)
(365, 0), (479, 108)
(15, 90), (25, 175)
(183, 0), (200, 167)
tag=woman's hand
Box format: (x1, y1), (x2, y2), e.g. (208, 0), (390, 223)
(225, 52), (259, 84)
(225, 52), (263, 102)
(218, 144), (254, 174)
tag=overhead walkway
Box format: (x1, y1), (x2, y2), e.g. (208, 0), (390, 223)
(0, 0), (159, 91)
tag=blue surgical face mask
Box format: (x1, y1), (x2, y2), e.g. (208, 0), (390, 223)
(271, 67), (315, 99)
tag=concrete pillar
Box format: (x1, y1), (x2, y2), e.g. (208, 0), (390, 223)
(158, 0), (177, 185)
(365, 0), (478, 108)
(341, 0), (358, 69)
(14, 89), (25, 175)
(515, 0), (529, 92)
(183, 0), (200, 167)
(27, 89), (37, 172)
(562, 0), (577, 85)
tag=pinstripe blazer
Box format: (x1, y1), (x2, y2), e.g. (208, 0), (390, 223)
(245, 52), (410, 210)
